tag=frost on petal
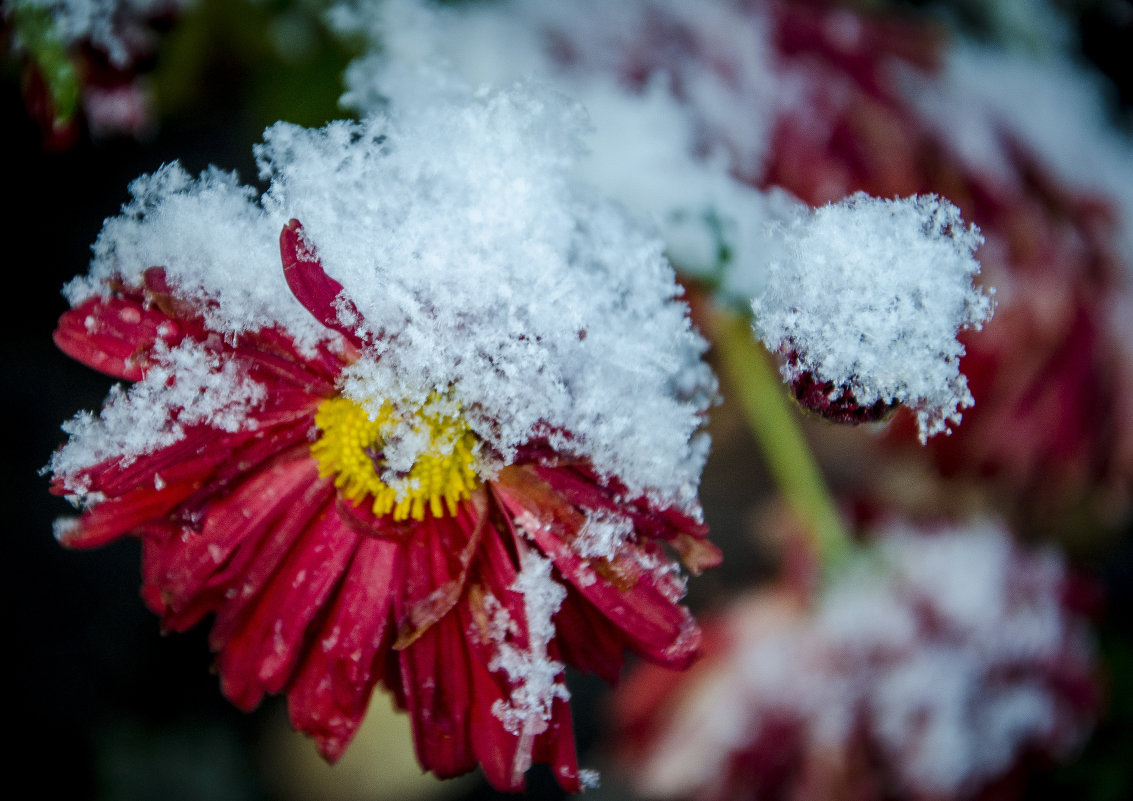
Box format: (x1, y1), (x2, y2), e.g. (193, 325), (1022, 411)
(50, 339), (266, 498)
(487, 549), (570, 752)
(64, 163), (329, 352)
(751, 193), (994, 440)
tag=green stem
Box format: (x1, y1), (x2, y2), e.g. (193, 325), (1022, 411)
(713, 310), (853, 570)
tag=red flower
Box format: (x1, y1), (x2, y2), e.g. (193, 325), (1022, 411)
(612, 520), (1099, 801)
(50, 219), (719, 793)
(749, 1), (1133, 523)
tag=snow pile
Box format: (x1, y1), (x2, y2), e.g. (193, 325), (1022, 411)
(752, 193), (994, 440)
(58, 83), (714, 508)
(330, 0), (996, 438)
(329, 0), (788, 300)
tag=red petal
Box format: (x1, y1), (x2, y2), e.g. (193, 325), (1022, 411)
(393, 498), (488, 649)
(549, 585), (627, 684)
(534, 463), (716, 572)
(492, 468), (703, 669)
(155, 457), (330, 629)
(247, 324), (357, 381)
(59, 473), (205, 549)
(398, 611), (477, 779)
(256, 513), (360, 693)
(58, 424), (237, 500)
(54, 296), (185, 380)
(174, 428), (315, 518)
(280, 219), (365, 348)
(205, 465), (331, 648)
(461, 525), (582, 792)
(467, 638), (525, 791)
(534, 693), (582, 794)
(234, 338), (341, 398)
(215, 508), (359, 711)
(288, 533), (401, 762)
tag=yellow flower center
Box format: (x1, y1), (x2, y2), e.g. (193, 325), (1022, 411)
(311, 395), (480, 521)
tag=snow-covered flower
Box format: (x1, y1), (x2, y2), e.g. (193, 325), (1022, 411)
(341, 0), (1133, 516)
(48, 87), (719, 792)
(751, 192), (993, 441)
(614, 520), (1099, 801)
(331, 0), (996, 442)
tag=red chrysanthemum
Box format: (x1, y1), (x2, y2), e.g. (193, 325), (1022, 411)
(748, 1), (1133, 521)
(49, 219), (719, 793)
(612, 520), (1099, 801)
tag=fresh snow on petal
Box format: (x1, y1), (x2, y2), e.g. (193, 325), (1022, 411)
(51, 339), (266, 496)
(65, 163), (328, 351)
(488, 549), (570, 777)
(751, 193), (994, 440)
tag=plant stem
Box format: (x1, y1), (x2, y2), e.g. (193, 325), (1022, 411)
(713, 310), (853, 570)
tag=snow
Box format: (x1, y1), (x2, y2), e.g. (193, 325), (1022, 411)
(332, 0), (997, 441)
(51, 339), (267, 494)
(59, 84), (714, 509)
(751, 193), (994, 440)
(897, 40), (1133, 265)
(487, 549), (570, 778)
(631, 520), (1093, 799)
(66, 163), (328, 352)
(814, 521), (1085, 795)
(573, 509), (634, 560)
(330, 0), (787, 302)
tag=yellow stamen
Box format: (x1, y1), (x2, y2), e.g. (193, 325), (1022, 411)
(311, 395), (480, 521)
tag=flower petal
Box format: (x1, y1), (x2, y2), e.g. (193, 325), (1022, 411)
(398, 610), (477, 779)
(288, 533), (401, 762)
(54, 295), (185, 381)
(548, 585), (627, 684)
(215, 505), (359, 710)
(492, 467), (703, 669)
(462, 522), (582, 792)
(394, 497), (488, 649)
(534, 463), (717, 573)
(280, 219), (366, 348)
(155, 456), (331, 631)
(57, 452), (223, 549)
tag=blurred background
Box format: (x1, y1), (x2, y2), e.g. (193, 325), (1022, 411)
(5, 1), (1133, 800)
